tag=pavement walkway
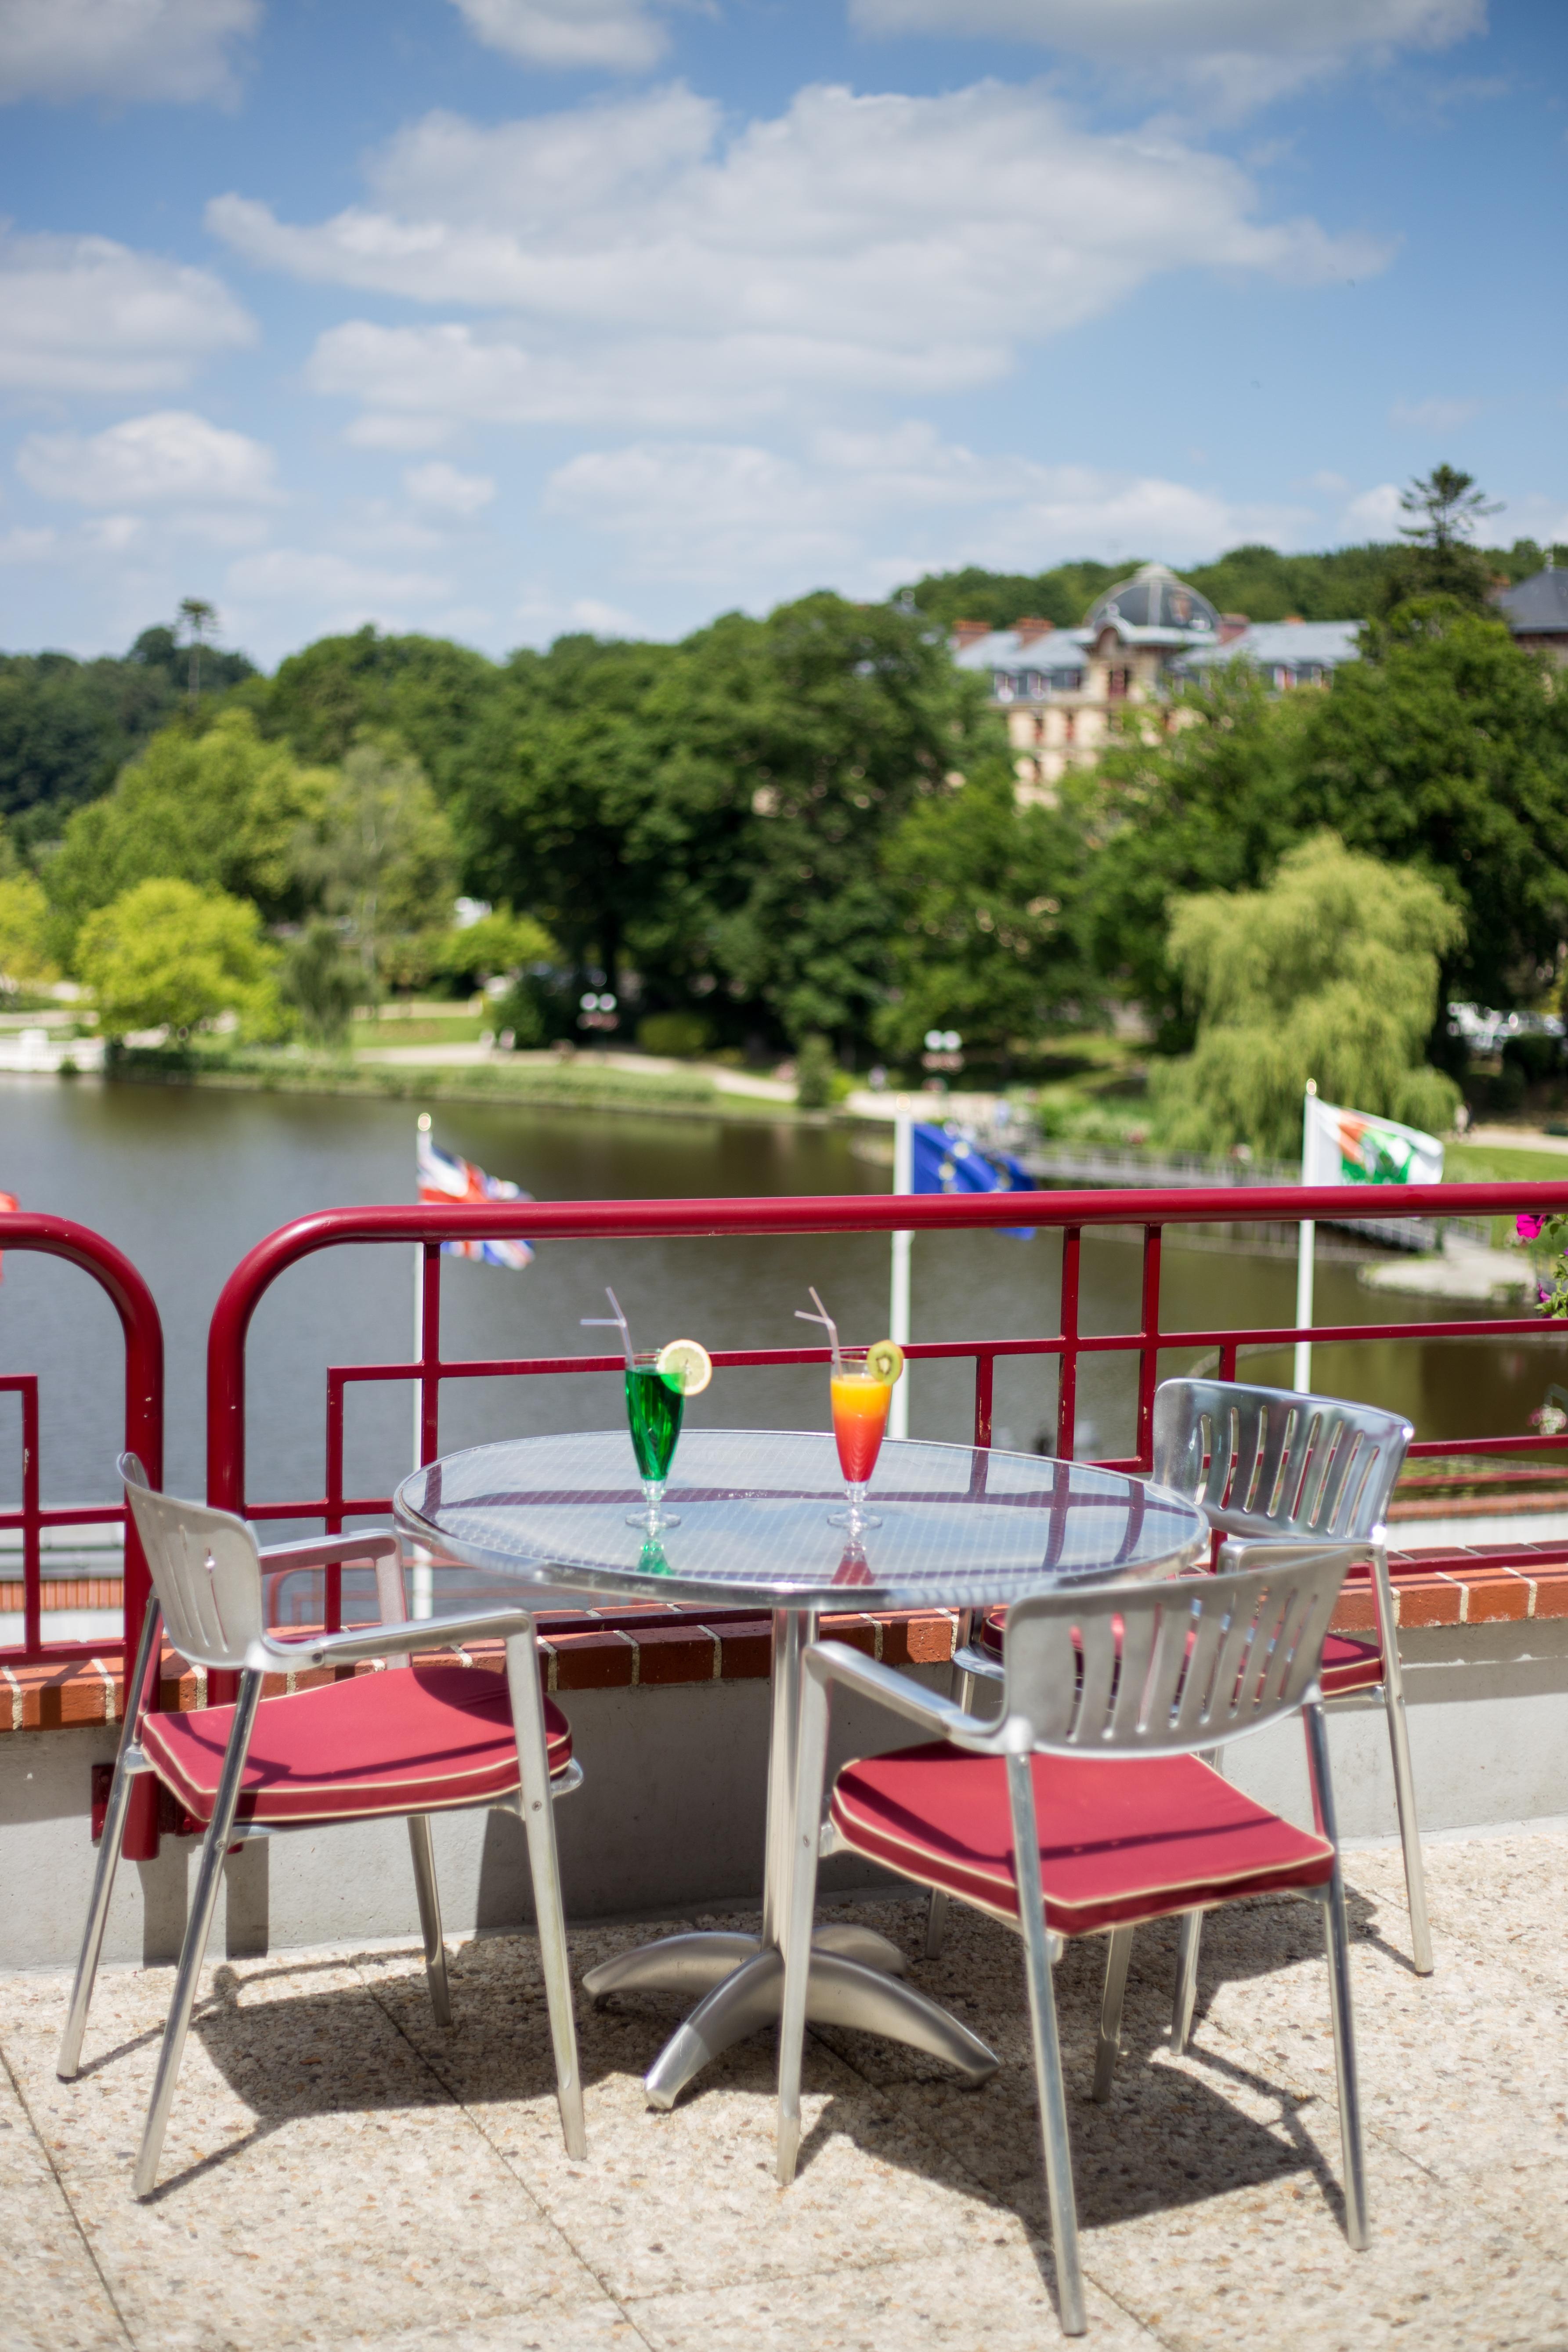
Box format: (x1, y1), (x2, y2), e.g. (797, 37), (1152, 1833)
(4, 1829), (1567, 2351)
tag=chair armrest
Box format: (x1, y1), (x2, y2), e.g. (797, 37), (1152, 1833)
(256, 1531), (401, 1574)
(1216, 1535), (1365, 1575)
(952, 1642), (1004, 1685)
(805, 1639), (999, 1750)
(267, 1605), (539, 1670)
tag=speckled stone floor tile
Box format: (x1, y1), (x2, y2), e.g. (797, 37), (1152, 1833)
(0, 2049), (129, 2351)
(8, 1828), (1568, 2350)
(623, 2244), (1162, 2351)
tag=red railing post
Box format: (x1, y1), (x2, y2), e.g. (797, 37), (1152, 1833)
(1, 1214), (163, 1859)
(1136, 1225), (1163, 1471)
(1055, 1226), (1081, 1459)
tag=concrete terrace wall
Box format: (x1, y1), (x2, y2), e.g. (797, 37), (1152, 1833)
(7, 1590), (1568, 1972)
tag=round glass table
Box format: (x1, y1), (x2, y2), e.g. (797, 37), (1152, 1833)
(396, 1427), (1207, 2107)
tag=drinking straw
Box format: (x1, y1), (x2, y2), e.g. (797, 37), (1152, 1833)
(582, 1286), (636, 1369)
(795, 1285), (843, 1377)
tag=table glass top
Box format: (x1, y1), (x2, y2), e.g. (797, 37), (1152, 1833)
(395, 1428), (1207, 1611)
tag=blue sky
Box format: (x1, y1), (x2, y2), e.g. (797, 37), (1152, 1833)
(1, 0), (1564, 667)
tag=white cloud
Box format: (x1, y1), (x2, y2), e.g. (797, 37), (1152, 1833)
(544, 422), (1318, 585)
(1344, 483), (1405, 533)
(0, 525), (57, 564)
(851, 0), (1486, 115)
(212, 81), (1390, 434)
(227, 548), (452, 607)
(0, 231), (255, 394)
(18, 412), (278, 507)
(0, 0), (258, 106)
(403, 460), (497, 515)
(1390, 394), (1482, 433)
(449, 0), (671, 72)
(345, 412), (453, 451)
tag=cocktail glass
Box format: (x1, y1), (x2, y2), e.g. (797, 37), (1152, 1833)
(624, 1350), (685, 1534)
(828, 1349), (892, 1536)
(584, 1288), (711, 1538)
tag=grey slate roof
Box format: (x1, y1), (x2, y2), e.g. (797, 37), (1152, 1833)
(1496, 568), (1568, 635)
(950, 627), (1087, 672)
(1177, 620), (1362, 674)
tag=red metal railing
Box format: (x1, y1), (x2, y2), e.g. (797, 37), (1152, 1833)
(206, 1181), (1568, 1700)
(1, 1212), (164, 1857)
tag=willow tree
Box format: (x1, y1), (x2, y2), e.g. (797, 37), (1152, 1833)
(1152, 832), (1464, 1158)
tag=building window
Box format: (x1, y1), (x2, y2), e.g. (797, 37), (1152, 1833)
(1107, 668), (1130, 699)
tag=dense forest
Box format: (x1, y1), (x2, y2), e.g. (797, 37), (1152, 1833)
(4, 496), (1568, 1153)
(896, 535), (1566, 633)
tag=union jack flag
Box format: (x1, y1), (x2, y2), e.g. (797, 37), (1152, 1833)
(416, 1131), (534, 1271)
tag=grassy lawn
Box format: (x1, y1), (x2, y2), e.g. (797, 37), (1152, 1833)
(1446, 1141), (1568, 1185)
(352, 1017), (489, 1047)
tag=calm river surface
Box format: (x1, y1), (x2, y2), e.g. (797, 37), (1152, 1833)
(2, 1078), (1563, 1520)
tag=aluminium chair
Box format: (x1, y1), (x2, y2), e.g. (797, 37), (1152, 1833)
(778, 1554), (1369, 2338)
(58, 1455), (585, 2198)
(930, 1379), (1430, 1994)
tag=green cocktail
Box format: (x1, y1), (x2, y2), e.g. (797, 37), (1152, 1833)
(628, 1353), (683, 1486)
(583, 1289), (712, 1538)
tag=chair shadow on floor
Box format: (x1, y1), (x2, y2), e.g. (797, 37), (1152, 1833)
(789, 1882), (1388, 2249)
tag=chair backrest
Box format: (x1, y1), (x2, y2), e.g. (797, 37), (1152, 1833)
(1151, 1378), (1412, 1545)
(119, 1452), (264, 1671)
(997, 1553), (1350, 1759)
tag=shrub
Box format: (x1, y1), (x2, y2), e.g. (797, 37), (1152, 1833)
(795, 1033), (836, 1110)
(637, 1010), (714, 1060)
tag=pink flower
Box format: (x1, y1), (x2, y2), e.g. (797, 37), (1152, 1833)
(1517, 1213), (1545, 1240)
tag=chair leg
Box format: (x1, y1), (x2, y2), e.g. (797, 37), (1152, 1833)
(1092, 1926), (1134, 2102)
(134, 1670), (263, 2200)
(506, 1629), (585, 2161)
(1304, 1695), (1369, 2252)
(1171, 1910), (1203, 2054)
(406, 1815), (452, 2027)
(925, 1651), (977, 1959)
(58, 1599), (163, 2081)
(1007, 1754), (1085, 2337)
(1370, 1541), (1432, 1974)
(777, 1656), (831, 2187)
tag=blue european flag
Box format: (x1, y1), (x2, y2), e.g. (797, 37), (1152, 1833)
(910, 1123), (1037, 1237)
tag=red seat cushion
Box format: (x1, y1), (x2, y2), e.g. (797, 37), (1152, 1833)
(141, 1664), (572, 1828)
(831, 1745), (1333, 1937)
(1319, 1632), (1384, 1696)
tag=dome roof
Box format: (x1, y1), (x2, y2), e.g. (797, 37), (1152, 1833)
(1085, 562), (1218, 636)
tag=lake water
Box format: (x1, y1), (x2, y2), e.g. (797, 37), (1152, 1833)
(2, 1077), (1564, 1530)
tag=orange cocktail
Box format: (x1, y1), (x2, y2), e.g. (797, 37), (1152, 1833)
(796, 1288), (905, 1539)
(831, 1358), (893, 1486)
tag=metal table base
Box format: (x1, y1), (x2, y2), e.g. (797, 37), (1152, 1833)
(580, 1607), (1001, 2107)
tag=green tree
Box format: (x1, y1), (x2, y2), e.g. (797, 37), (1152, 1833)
(1087, 666), (1313, 1039)
(0, 868), (55, 990)
(279, 919), (360, 1045)
(458, 634), (690, 996)
(295, 741), (458, 988)
(246, 625), (507, 803)
(1292, 607), (1568, 1002)
(79, 878), (281, 1038)
(429, 907), (558, 990)
(1379, 465), (1503, 611)
(670, 594), (990, 1048)
(1151, 835), (1464, 1156)
(46, 708), (334, 955)
(876, 761), (1091, 1063)
(457, 594), (984, 1052)
(177, 597), (219, 705)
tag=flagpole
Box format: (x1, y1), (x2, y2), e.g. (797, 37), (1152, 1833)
(411, 1113), (433, 1619)
(1294, 1080), (1316, 1395)
(889, 1101), (912, 1441)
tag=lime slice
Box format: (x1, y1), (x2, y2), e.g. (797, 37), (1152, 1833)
(656, 1337), (713, 1396)
(865, 1339), (905, 1386)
